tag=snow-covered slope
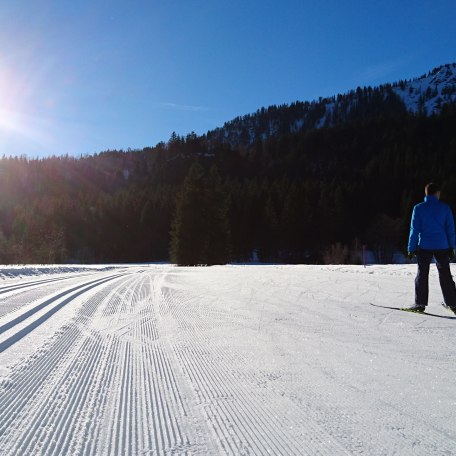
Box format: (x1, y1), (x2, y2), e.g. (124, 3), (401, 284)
(1, 264), (455, 455)
(393, 63), (456, 114)
(207, 63), (456, 149)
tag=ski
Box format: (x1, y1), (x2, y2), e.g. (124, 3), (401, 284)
(369, 303), (456, 319)
(441, 302), (456, 315)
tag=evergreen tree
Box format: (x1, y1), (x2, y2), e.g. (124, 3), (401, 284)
(170, 163), (230, 265)
(0, 229), (8, 263)
(170, 163), (207, 265)
(205, 166), (231, 265)
(0, 79), (456, 265)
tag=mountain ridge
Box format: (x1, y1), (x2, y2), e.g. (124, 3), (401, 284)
(205, 62), (456, 150)
(1, 63), (456, 264)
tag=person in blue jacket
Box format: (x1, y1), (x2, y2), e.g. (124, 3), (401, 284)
(407, 183), (456, 313)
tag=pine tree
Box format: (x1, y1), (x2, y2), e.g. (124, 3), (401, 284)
(205, 166), (231, 265)
(169, 163), (230, 265)
(0, 229), (8, 263)
(170, 163), (207, 265)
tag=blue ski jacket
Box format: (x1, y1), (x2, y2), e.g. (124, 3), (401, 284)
(408, 195), (455, 252)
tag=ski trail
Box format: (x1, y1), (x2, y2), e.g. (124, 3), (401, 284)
(0, 273), (124, 334)
(1, 265), (455, 455)
(97, 270), (209, 455)
(0, 273), (104, 319)
(160, 266), (456, 455)
(0, 273), (126, 352)
(159, 282), (346, 455)
(0, 274), (133, 455)
(0, 274), (86, 296)
(0, 267), (207, 455)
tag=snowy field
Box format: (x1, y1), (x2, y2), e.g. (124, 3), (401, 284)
(0, 264), (455, 455)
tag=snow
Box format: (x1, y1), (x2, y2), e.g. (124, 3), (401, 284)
(315, 101), (335, 129)
(291, 118), (305, 133)
(0, 264), (118, 280)
(0, 264), (455, 455)
(393, 63), (456, 114)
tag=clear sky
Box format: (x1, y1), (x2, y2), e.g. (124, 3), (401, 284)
(0, 0), (455, 157)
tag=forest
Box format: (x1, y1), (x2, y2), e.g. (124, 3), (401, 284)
(1, 98), (456, 265)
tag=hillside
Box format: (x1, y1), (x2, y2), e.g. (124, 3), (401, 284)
(207, 63), (456, 149)
(0, 63), (456, 264)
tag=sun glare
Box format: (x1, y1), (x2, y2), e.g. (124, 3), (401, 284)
(0, 69), (57, 153)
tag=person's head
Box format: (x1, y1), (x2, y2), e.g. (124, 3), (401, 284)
(425, 182), (441, 199)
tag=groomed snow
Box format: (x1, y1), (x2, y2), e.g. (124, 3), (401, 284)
(0, 264), (120, 280)
(0, 264), (455, 455)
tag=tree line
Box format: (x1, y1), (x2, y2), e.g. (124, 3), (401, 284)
(0, 103), (455, 265)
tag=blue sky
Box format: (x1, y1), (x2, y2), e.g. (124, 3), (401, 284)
(0, 0), (455, 157)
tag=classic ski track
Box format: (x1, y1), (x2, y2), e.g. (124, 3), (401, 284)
(1, 266), (455, 455)
(7, 268), (251, 455)
(98, 271), (202, 456)
(0, 274), (134, 455)
(0, 273), (104, 319)
(0, 272), (125, 333)
(0, 272), (127, 353)
(0, 272), (99, 294)
(2, 273), (178, 455)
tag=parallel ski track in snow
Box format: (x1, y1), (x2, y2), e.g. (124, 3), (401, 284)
(0, 272), (136, 455)
(0, 269), (115, 293)
(0, 273), (101, 319)
(0, 274), (80, 295)
(0, 269), (206, 455)
(0, 272), (127, 352)
(1, 266), (455, 455)
(98, 271), (201, 456)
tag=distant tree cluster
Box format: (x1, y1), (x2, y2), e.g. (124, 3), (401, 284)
(170, 163), (230, 265)
(0, 98), (455, 265)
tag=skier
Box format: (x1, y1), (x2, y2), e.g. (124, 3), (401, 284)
(407, 183), (456, 314)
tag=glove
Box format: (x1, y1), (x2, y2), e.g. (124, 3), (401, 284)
(407, 251), (416, 260)
(449, 248), (455, 260)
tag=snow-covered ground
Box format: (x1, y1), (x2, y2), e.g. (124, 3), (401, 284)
(0, 264), (455, 455)
(393, 63), (456, 115)
(0, 264), (125, 280)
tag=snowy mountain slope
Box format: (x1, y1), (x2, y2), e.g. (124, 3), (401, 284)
(0, 264), (455, 455)
(207, 63), (456, 149)
(392, 63), (456, 114)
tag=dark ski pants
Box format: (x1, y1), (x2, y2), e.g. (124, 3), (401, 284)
(415, 249), (456, 307)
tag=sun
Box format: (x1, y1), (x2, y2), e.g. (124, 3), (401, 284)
(0, 68), (55, 152)
(0, 69), (20, 130)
